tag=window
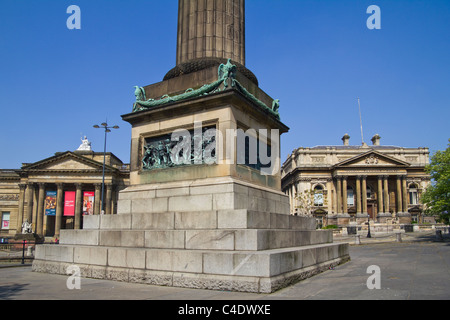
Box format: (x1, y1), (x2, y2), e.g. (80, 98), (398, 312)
(409, 183), (418, 205)
(314, 186), (324, 206)
(347, 187), (354, 206)
(1, 212), (10, 230)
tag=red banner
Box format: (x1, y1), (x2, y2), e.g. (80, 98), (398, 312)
(64, 191), (76, 216)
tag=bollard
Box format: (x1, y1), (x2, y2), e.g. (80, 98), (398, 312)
(396, 232), (402, 243)
(355, 234), (361, 245)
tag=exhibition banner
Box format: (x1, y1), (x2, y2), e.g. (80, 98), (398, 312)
(83, 191), (95, 215)
(64, 191), (76, 216)
(45, 191), (57, 216)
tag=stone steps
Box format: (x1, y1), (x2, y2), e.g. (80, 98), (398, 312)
(59, 228), (333, 251)
(83, 209), (317, 231)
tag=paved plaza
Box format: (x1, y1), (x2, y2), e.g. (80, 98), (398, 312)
(0, 234), (449, 300)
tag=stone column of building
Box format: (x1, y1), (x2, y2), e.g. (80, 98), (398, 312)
(176, 0), (246, 66)
(25, 183), (34, 224)
(326, 178), (334, 215)
(342, 176), (348, 214)
(94, 183), (101, 215)
(398, 176), (412, 224)
(402, 177), (408, 213)
(396, 175), (403, 213)
(356, 176), (362, 214)
(74, 184), (83, 230)
(54, 183), (64, 238)
(377, 176), (383, 213)
(383, 176), (389, 215)
(36, 183), (45, 236)
(336, 177), (342, 214)
(16, 184), (26, 232)
(361, 176), (368, 214)
(105, 184), (112, 215)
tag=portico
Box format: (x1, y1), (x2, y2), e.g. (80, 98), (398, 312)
(281, 134), (431, 227)
(1, 146), (129, 240)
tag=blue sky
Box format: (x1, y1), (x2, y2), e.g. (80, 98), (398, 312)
(0, 0), (449, 169)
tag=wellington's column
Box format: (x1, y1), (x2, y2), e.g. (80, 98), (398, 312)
(177, 0), (245, 65)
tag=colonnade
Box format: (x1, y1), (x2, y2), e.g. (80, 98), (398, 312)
(16, 182), (118, 238)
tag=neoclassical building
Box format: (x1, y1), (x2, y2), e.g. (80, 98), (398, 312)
(0, 138), (129, 241)
(281, 134), (430, 227)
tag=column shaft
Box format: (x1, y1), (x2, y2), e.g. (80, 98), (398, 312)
(36, 183), (45, 236)
(342, 177), (348, 214)
(54, 184), (64, 237)
(74, 184), (83, 229)
(383, 176), (389, 214)
(356, 176), (362, 214)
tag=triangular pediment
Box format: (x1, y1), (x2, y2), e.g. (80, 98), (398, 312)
(22, 152), (106, 172)
(334, 150), (410, 168)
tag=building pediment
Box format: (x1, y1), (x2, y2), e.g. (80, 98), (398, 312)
(21, 152), (114, 173)
(334, 150), (410, 169)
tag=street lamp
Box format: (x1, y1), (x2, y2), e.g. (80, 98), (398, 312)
(93, 121), (119, 214)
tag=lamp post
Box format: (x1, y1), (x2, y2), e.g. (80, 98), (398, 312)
(93, 121), (119, 214)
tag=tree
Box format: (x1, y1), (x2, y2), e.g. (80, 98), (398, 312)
(421, 139), (450, 224)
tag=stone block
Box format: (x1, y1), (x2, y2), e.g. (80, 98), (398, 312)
(83, 215), (100, 229)
(217, 209), (270, 229)
(117, 200), (131, 214)
(203, 252), (271, 277)
(145, 249), (203, 273)
(128, 269), (173, 286)
(172, 272), (260, 293)
(168, 194), (213, 212)
(131, 212), (175, 230)
(145, 230), (185, 249)
(185, 230), (235, 250)
(99, 231), (145, 247)
(175, 211), (217, 229)
(100, 214), (132, 230)
(108, 248), (146, 269)
(60, 230), (99, 246)
(74, 246), (108, 266)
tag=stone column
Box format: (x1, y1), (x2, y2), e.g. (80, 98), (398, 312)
(383, 176), (389, 215)
(402, 177), (408, 213)
(74, 184), (83, 230)
(339, 176), (350, 226)
(25, 183), (34, 224)
(377, 176), (383, 213)
(94, 183), (101, 215)
(16, 184), (27, 232)
(54, 183), (64, 238)
(396, 175), (403, 213)
(398, 176), (411, 224)
(176, 0), (246, 66)
(342, 177), (348, 214)
(378, 175), (391, 223)
(36, 183), (45, 237)
(336, 177), (342, 214)
(105, 184), (112, 215)
(356, 176), (362, 214)
(362, 176), (368, 215)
